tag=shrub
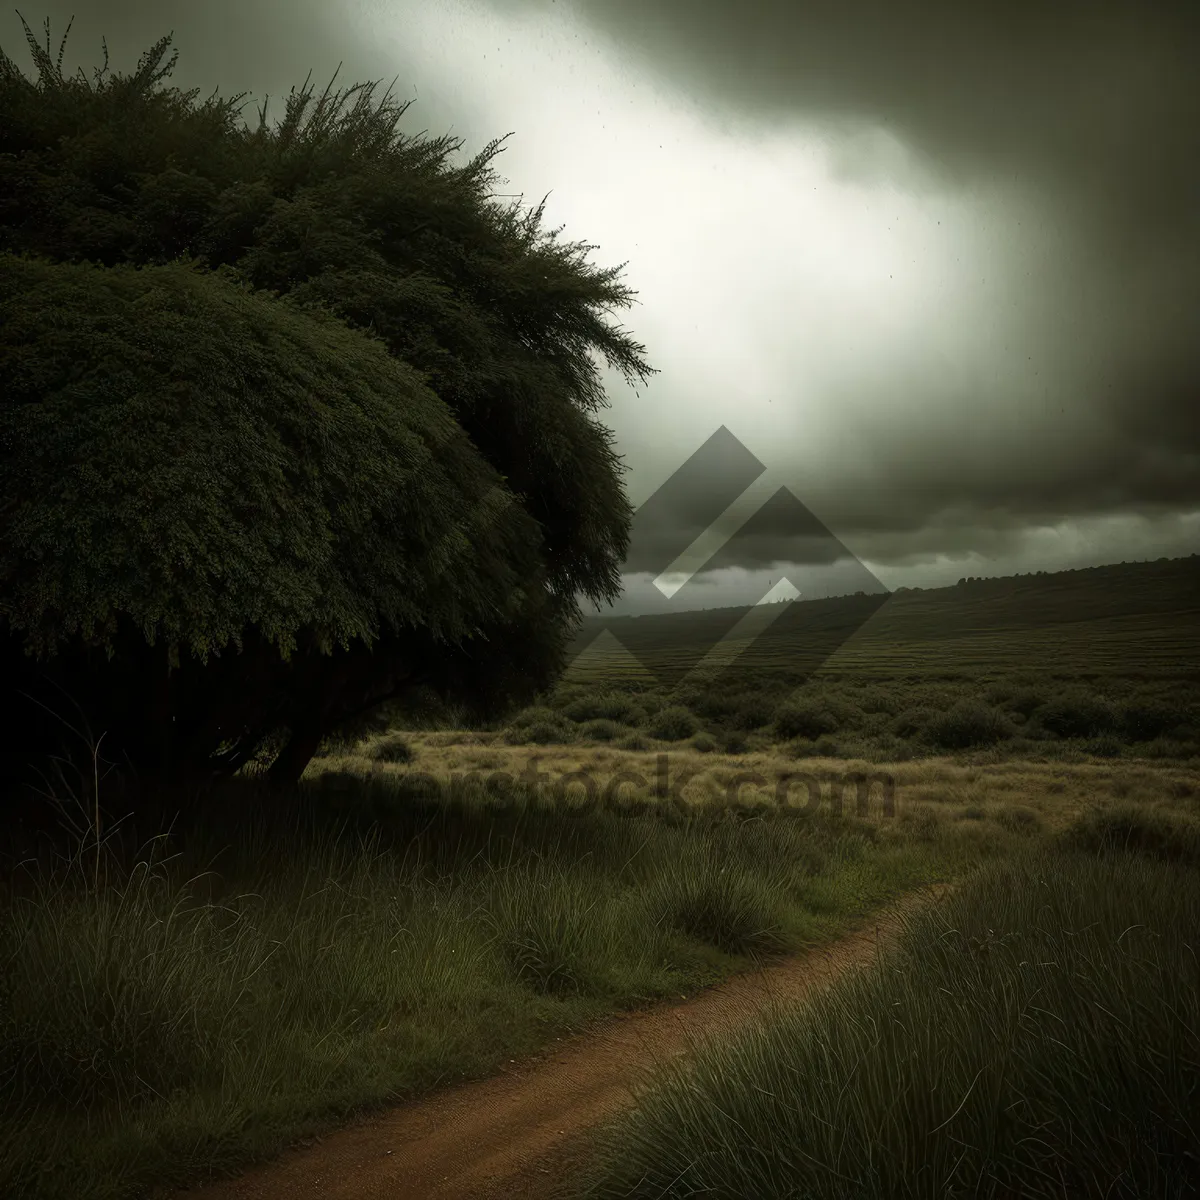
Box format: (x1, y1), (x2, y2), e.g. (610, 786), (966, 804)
(671, 683), (711, 710)
(579, 718), (626, 742)
(774, 702), (837, 741)
(548, 684), (588, 711)
(1060, 805), (1200, 865)
(720, 731), (750, 755)
(503, 718), (575, 745)
(507, 705), (562, 729)
(649, 705), (698, 741)
(1137, 737), (1200, 761)
(926, 702), (1014, 750)
(1084, 733), (1124, 758)
(731, 696), (778, 731)
(1002, 687), (1049, 718)
(686, 690), (741, 720)
(853, 687), (900, 715)
(889, 707), (935, 740)
(1117, 699), (1182, 741)
(857, 711), (890, 737)
(617, 732), (651, 752)
(691, 733), (718, 753)
(880, 737), (918, 762)
(786, 734), (840, 758)
(561, 691), (642, 724)
(364, 731), (415, 764)
(1034, 689), (1117, 738)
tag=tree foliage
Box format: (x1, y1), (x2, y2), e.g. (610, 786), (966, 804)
(0, 14), (656, 796)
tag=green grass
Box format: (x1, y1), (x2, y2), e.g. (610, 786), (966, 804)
(564, 556), (1200, 680)
(0, 766), (1012, 1200)
(5, 554), (1197, 1197)
(525, 559), (1200, 764)
(581, 814), (1200, 1200)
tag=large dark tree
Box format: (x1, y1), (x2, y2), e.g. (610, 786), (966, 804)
(0, 15), (656, 801)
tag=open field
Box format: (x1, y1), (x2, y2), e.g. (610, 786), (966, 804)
(2, 557), (1199, 1198)
(565, 554), (1200, 682)
(3, 744), (1198, 1199)
(430, 558), (1200, 771)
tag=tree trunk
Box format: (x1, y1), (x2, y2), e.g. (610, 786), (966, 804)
(156, 639), (173, 785)
(266, 719), (325, 785)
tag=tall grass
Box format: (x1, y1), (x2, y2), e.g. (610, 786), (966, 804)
(582, 830), (1200, 1199)
(0, 766), (977, 1200)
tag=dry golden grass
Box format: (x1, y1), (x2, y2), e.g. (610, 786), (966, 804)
(312, 735), (1199, 839)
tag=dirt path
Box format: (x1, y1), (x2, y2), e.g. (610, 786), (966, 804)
(174, 887), (946, 1200)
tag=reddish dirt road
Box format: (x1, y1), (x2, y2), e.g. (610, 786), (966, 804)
(173, 888), (944, 1200)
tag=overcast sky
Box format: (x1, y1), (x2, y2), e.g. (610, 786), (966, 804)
(7, 0), (1198, 614)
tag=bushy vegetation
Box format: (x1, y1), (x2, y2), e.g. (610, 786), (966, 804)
(0, 14), (655, 796)
(584, 834), (1200, 1199)
(774, 700), (838, 740)
(541, 670), (1198, 763)
(500, 706), (578, 744)
(925, 701), (1015, 749)
(552, 553), (1200, 764)
(889, 706), (935, 739)
(363, 732), (416, 764)
(1117, 699), (1184, 741)
(578, 718), (627, 743)
(1033, 687), (1118, 738)
(560, 692), (644, 725)
(647, 705), (698, 742)
(729, 694), (778, 731)
(504, 717), (576, 746)
(1059, 802), (1200, 864)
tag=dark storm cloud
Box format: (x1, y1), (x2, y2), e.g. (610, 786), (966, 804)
(493, 0), (1200, 576)
(491, 0), (1199, 245)
(808, 355), (1200, 541)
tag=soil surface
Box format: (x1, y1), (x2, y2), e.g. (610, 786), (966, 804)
(172, 887), (946, 1200)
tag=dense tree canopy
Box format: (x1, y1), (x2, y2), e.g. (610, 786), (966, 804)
(0, 15), (656, 798)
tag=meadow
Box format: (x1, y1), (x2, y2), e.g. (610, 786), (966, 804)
(1, 554), (1198, 1198)
(581, 820), (1200, 1200)
(485, 554), (1200, 767)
